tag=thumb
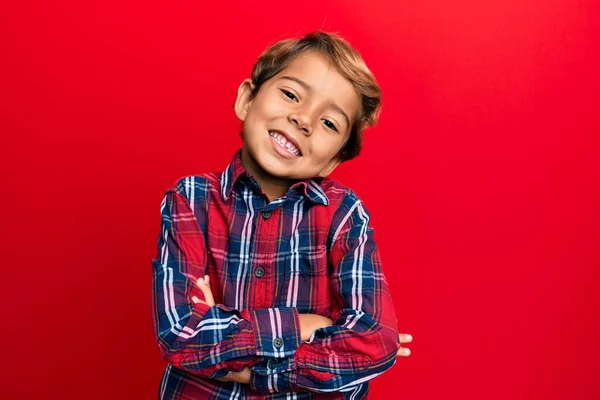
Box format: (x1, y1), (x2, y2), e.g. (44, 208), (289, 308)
(196, 276), (216, 307)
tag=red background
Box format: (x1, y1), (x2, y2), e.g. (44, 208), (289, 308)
(1, 1), (599, 398)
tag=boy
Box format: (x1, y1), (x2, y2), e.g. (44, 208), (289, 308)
(151, 31), (413, 399)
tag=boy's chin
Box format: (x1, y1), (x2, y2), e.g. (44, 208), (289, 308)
(262, 162), (306, 180)
(257, 157), (313, 180)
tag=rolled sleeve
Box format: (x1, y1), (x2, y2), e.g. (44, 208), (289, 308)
(250, 365), (298, 393)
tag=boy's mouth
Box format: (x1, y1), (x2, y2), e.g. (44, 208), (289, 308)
(268, 130), (302, 157)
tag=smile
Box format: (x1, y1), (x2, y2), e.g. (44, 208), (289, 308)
(268, 130), (302, 157)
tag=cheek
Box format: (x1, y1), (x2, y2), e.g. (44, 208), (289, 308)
(254, 94), (287, 118)
(243, 114), (268, 140)
(309, 134), (345, 159)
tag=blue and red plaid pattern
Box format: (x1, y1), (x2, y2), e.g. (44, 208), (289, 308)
(151, 150), (401, 399)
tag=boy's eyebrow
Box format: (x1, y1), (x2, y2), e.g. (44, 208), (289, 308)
(281, 75), (311, 91)
(280, 75), (351, 128)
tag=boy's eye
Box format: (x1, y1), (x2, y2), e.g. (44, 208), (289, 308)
(280, 89), (298, 102)
(322, 119), (338, 132)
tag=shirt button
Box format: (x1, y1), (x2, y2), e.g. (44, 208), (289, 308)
(267, 359), (278, 370)
(255, 267), (265, 278)
(273, 337), (284, 348)
(262, 211), (271, 220)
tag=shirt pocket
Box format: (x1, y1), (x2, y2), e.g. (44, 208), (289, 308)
(278, 245), (332, 317)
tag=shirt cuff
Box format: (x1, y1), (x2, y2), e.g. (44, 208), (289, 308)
(250, 368), (298, 393)
(249, 307), (301, 358)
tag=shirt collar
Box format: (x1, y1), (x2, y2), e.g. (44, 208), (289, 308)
(220, 149), (330, 206)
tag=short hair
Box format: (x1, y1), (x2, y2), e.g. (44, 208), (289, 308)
(248, 31), (382, 161)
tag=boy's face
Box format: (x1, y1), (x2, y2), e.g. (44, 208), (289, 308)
(235, 51), (361, 181)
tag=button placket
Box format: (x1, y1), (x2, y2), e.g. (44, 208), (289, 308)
(253, 206), (279, 308)
(253, 207), (272, 308)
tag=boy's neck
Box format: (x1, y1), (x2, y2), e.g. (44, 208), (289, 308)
(240, 147), (298, 202)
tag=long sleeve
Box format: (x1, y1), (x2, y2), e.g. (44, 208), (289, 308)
(250, 193), (401, 393)
(151, 183), (303, 378)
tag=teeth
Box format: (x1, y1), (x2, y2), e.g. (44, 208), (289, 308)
(269, 131), (300, 156)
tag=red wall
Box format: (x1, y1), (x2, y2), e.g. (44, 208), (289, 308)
(2, 1), (599, 398)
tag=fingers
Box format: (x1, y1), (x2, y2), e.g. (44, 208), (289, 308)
(214, 371), (233, 382)
(399, 333), (413, 343)
(195, 275), (216, 307)
(397, 347), (411, 356)
(213, 369), (250, 384)
(191, 296), (207, 305)
(397, 332), (412, 356)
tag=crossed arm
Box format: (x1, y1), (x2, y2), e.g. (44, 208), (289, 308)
(192, 274), (413, 384)
(152, 185), (411, 393)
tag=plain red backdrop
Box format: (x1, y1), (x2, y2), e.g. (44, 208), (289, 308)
(1, 0), (599, 398)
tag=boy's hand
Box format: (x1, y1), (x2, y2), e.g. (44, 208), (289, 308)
(298, 314), (334, 341)
(397, 333), (413, 356)
(192, 275), (215, 307)
(212, 367), (251, 384)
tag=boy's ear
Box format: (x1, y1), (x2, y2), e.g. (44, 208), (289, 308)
(234, 78), (256, 122)
(317, 155), (344, 178)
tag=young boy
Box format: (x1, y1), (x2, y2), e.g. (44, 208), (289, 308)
(151, 31), (413, 399)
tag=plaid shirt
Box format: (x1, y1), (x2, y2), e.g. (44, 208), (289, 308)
(151, 150), (400, 399)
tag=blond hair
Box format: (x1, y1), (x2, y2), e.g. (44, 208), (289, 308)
(249, 31), (382, 161)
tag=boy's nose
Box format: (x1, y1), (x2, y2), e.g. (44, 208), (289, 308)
(289, 112), (313, 136)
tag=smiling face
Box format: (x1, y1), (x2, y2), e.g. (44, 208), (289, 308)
(235, 51), (361, 186)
